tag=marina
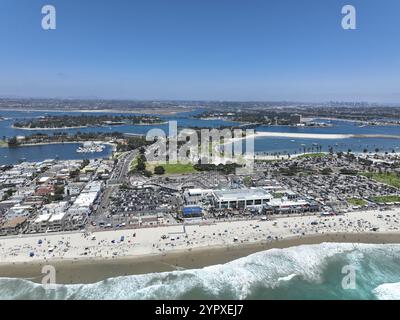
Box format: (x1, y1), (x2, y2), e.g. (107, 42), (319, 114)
(76, 142), (107, 154)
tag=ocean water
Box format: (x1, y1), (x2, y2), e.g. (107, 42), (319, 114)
(1, 243), (400, 300)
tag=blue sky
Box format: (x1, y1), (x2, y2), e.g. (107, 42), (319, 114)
(0, 0), (399, 102)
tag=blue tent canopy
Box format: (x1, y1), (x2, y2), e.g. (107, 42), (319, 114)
(183, 206), (202, 216)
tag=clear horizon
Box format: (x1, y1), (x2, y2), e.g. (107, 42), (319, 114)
(1, 0), (399, 103)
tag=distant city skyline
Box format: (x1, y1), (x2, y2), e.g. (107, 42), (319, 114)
(1, 0), (400, 103)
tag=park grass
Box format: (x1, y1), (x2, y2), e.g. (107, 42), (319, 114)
(161, 163), (197, 174)
(360, 172), (400, 189)
(146, 161), (197, 174)
(0, 141), (8, 148)
(371, 195), (400, 204)
(347, 198), (367, 206)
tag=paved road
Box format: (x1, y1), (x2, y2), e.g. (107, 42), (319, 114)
(121, 150), (138, 181)
(109, 150), (138, 185)
(95, 185), (116, 216)
(93, 149), (138, 223)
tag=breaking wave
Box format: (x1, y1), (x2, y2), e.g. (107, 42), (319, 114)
(1, 243), (400, 300)
(373, 282), (400, 300)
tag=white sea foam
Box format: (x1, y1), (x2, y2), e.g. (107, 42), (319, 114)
(278, 274), (297, 282)
(1, 243), (399, 300)
(373, 282), (400, 300)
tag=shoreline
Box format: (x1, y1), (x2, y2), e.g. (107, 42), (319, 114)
(221, 131), (400, 148)
(0, 108), (194, 116)
(11, 122), (167, 131)
(0, 232), (399, 284)
(253, 131), (400, 140)
(3, 141), (116, 149)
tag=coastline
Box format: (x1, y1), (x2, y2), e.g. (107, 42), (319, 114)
(222, 131), (400, 147)
(12, 125), (92, 130)
(3, 141), (116, 149)
(316, 116), (400, 126)
(1, 208), (400, 284)
(11, 122), (167, 131)
(252, 131), (400, 140)
(0, 232), (399, 284)
(0, 108), (194, 116)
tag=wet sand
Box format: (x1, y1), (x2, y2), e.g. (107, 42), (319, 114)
(1, 232), (399, 284)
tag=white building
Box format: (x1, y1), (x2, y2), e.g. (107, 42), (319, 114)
(64, 182), (85, 197)
(47, 211), (68, 231)
(212, 188), (273, 209)
(31, 201), (69, 233)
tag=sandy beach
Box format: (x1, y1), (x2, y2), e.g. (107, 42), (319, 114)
(0, 232), (399, 284)
(253, 131), (351, 140)
(0, 209), (399, 283)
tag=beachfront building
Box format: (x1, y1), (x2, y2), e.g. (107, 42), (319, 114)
(183, 188), (214, 206)
(265, 198), (320, 214)
(29, 201), (68, 233)
(212, 188), (273, 210)
(0, 216), (28, 236)
(47, 211), (68, 232)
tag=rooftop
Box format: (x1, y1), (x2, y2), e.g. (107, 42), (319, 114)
(1, 216), (27, 229)
(213, 188), (272, 201)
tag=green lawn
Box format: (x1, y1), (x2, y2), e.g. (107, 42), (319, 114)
(146, 161), (197, 174)
(161, 163), (197, 174)
(0, 140), (8, 148)
(347, 198), (367, 206)
(360, 172), (400, 189)
(371, 195), (400, 204)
